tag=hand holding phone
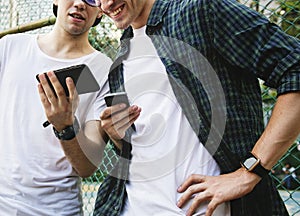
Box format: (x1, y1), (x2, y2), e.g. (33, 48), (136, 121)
(36, 64), (99, 96)
(37, 64), (100, 128)
(104, 92), (136, 131)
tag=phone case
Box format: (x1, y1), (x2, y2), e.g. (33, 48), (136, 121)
(104, 92), (130, 107)
(36, 64), (100, 96)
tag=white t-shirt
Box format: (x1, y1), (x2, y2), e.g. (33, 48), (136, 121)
(0, 34), (111, 215)
(121, 26), (230, 215)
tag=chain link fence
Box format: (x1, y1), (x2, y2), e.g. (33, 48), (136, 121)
(0, 0), (299, 215)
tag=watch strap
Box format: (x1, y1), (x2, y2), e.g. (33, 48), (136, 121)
(53, 117), (80, 141)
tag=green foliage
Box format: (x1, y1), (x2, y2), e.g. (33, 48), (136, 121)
(82, 170), (108, 183)
(261, 84), (277, 104)
(278, 0), (300, 38)
(279, 0), (300, 11)
(88, 17), (122, 60)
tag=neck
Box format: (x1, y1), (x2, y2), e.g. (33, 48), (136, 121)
(37, 27), (94, 59)
(132, 0), (155, 29)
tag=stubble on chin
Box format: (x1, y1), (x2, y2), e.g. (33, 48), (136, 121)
(111, 18), (130, 30)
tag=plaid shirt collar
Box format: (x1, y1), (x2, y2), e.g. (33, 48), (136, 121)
(147, 0), (170, 27)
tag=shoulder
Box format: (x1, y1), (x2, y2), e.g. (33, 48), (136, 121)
(95, 51), (113, 64)
(85, 51), (112, 84)
(156, 0), (213, 37)
(160, 0), (213, 24)
(0, 33), (36, 58)
(1, 33), (35, 43)
(166, 0), (208, 13)
(0, 33), (36, 50)
(167, 0), (263, 14)
(92, 51), (113, 71)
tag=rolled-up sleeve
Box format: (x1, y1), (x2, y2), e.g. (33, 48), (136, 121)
(211, 0), (300, 95)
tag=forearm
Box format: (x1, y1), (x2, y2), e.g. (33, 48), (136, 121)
(222, 92), (300, 207)
(252, 91), (300, 169)
(59, 121), (108, 178)
(37, 73), (109, 177)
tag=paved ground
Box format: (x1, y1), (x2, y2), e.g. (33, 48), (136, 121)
(82, 184), (300, 216)
(279, 190), (300, 216)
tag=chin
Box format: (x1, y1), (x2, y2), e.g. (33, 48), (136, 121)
(112, 18), (131, 30)
(116, 22), (131, 30)
(69, 26), (88, 35)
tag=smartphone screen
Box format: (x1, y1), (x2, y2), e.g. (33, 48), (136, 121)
(36, 64), (100, 96)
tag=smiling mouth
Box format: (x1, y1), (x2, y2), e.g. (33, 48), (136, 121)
(111, 5), (125, 16)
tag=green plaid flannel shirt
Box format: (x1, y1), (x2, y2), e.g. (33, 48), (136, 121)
(94, 0), (300, 215)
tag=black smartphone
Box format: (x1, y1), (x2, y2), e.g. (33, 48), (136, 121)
(104, 92), (130, 107)
(36, 64), (100, 96)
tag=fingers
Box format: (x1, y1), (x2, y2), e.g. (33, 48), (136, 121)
(66, 77), (79, 110)
(66, 77), (76, 98)
(205, 200), (219, 216)
(46, 71), (67, 99)
(100, 103), (128, 120)
(177, 174), (206, 192)
(37, 72), (78, 127)
(100, 105), (141, 140)
(178, 171), (251, 216)
(184, 194), (219, 216)
(177, 174), (217, 216)
(37, 82), (51, 112)
(116, 107), (140, 131)
(101, 104), (140, 122)
(177, 175), (207, 208)
(38, 73), (58, 105)
(38, 72), (77, 103)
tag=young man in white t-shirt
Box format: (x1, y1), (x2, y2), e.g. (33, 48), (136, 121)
(0, 0), (112, 215)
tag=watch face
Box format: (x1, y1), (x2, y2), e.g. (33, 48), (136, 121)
(244, 157), (258, 170)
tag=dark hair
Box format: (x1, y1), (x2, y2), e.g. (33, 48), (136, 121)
(52, 4), (101, 27)
(285, 162), (291, 167)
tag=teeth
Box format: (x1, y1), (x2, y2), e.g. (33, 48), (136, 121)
(71, 14), (83, 19)
(112, 7), (122, 16)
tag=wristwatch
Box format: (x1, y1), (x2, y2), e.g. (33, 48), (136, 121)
(53, 117), (80, 141)
(241, 152), (270, 178)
